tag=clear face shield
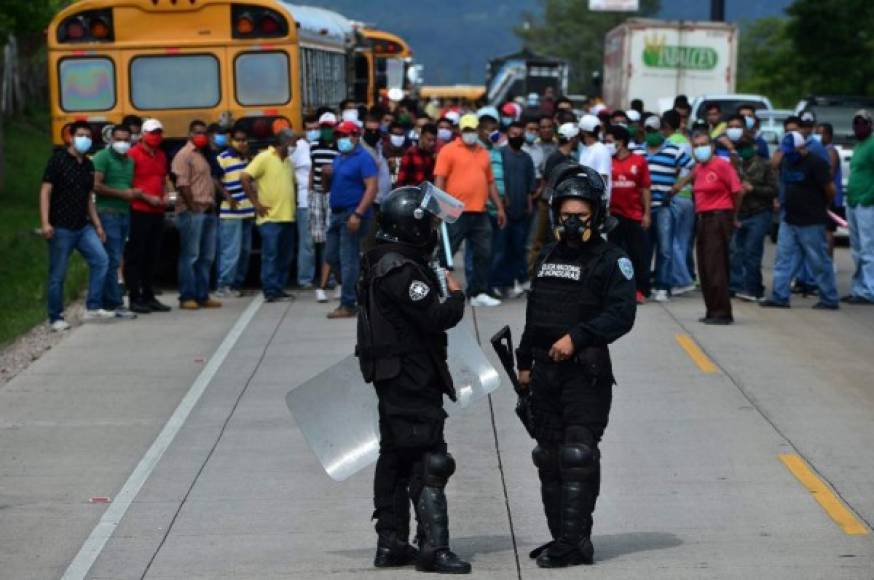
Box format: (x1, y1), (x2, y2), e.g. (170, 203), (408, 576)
(418, 182), (464, 224)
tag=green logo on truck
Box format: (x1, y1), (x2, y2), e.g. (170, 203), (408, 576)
(642, 36), (718, 70)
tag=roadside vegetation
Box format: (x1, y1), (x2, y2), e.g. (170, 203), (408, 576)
(0, 110), (87, 345)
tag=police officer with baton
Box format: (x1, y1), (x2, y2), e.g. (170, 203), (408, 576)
(515, 162), (637, 568)
(356, 184), (471, 574)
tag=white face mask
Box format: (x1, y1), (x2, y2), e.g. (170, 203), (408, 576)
(606, 142), (617, 157)
(438, 128), (453, 141)
(726, 127), (744, 142)
(390, 134), (406, 148)
(111, 141), (131, 155)
(342, 109), (359, 122)
(461, 132), (479, 146)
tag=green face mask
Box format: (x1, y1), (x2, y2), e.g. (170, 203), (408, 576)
(320, 127), (334, 142)
(738, 146), (755, 160)
(645, 132), (665, 147)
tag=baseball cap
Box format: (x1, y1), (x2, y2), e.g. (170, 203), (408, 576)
(643, 115), (661, 130)
(335, 120), (361, 136)
(799, 111), (816, 126)
(591, 103), (607, 116)
(626, 109), (641, 123)
(445, 111), (461, 125)
(501, 102), (517, 116)
(318, 112), (337, 127)
(781, 131), (805, 153)
(854, 109), (872, 123)
(459, 114), (479, 131)
(558, 122), (580, 140)
(476, 106), (500, 122)
(578, 115), (600, 133)
(142, 119), (163, 133)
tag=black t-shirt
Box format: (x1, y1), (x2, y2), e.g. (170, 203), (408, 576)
(543, 149), (573, 185)
(782, 153), (831, 226)
(42, 149), (95, 230)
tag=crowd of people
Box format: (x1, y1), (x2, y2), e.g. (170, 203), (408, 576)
(38, 89), (874, 330)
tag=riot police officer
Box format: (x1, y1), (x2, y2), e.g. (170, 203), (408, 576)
(516, 162), (637, 568)
(356, 186), (471, 574)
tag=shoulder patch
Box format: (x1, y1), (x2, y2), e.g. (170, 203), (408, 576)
(618, 257), (634, 281)
(408, 280), (430, 302)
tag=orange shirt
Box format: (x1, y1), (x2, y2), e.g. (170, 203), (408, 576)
(434, 139), (494, 213)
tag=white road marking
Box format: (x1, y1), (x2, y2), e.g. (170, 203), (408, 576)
(61, 296), (264, 580)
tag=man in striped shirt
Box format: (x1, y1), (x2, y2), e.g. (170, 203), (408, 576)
(642, 114), (694, 302)
(216, 125), (254, 297)
(310, 112), (340, 302)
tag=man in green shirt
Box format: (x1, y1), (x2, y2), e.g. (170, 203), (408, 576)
(93, 124), (145, 318)
(844, 110), (874, 304)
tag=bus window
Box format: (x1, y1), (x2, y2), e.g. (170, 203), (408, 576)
(235, 52), (290, 106)
(59, 57), (115, 112)
(130, 54), (220, 110)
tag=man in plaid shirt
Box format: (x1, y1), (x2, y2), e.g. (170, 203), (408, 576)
(397, 124), (438, 186)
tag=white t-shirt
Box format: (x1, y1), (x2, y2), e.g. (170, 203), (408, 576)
(579, 140), (613, 201)
(291, 139), (312, 208)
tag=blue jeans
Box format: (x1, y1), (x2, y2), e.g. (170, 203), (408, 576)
(848, 204), (874, 300)
(490, 215), (531, 288)
(770, 221), (838, 305)
(297, 207), (316, 286)
(48, 225), (109, 322)
(217, 218), (253, 290)
(670, 196), (696, 287)
(98, 211), (129, 309)
(177, 211), (218, 303)
(326, 210), (368, 308)
(649, 203), (674, 291)
(259, 221), (296, 298)
(449, 212), (493, 297)
(729, 210), (772, 297)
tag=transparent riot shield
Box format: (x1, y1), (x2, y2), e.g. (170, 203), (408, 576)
(285, 322), (501, 481)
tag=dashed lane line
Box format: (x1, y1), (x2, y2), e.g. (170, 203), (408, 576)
(675, 333), (719, 374)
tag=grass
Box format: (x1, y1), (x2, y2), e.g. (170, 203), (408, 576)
(0, 109), (88, 346)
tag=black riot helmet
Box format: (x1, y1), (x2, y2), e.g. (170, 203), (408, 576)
(546, 161), (611, 243)
(375, 186), (440, 250)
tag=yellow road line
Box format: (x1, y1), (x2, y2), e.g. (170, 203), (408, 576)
(779, 453), (869, 535)
(675, 334), (718, 374)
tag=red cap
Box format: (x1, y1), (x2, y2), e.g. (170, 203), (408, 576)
(335, 120), (361, 136)
(501, 102), (517, 116)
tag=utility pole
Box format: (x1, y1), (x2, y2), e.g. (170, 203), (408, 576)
(710, 0), (726, 21)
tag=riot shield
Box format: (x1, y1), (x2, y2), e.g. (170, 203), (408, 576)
(286, 323), (501, 481)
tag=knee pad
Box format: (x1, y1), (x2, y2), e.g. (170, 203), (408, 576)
(423, 452), (455, 488)
(532, 445), (560, 479)
(559, 443), (596, 482)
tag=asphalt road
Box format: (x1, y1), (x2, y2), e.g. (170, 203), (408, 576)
(1, 246), (873, 579)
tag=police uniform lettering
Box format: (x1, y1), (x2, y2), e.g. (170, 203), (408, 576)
(537, 262), (582, 281)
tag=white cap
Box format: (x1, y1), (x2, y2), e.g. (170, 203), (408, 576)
(626, 109), (641, 123)
(142, 118), (163, 133)
(444, 111), (460, 125)
(643, 115), (661, 130)
(578, 114), (600, 133)
(558, 122), (580, 140)
(591, 103), (607, 115)
(318, 112), (337, 126)
(476, 106), (500, 121)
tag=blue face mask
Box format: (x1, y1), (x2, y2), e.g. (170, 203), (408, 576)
(73, 135), (92, 154)
(744, 116), (756, 130)
(525, 131), (538, 144)
(337, 137), (354, 153)
(811, 134), (823, 143)
(694, 145), (712, 163)
(489, 130), (501, 144)
(306, 129), (320, 142)
(214, 134), (228, 147)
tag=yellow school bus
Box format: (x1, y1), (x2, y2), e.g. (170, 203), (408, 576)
(358, 27), (413, 106)
(47, 0), (362, 149)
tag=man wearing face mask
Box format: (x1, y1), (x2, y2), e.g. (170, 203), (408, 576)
(397, 123), (438, 187)
(92, 124), (144, 319)
(310, 112), (340, 303)
(361, 114), (393, 210)
(384, 122), (409, 184)
(122, 114), (143, 145)
(126, 118), (171, 314)
(715, 114), (745, 160)
(216, 125), (254, 298)
(844, 110), (874, 305)
(578, 115), (612, 201)
(736, 104), (770, 159)
(172, 120), (221, 310)
(40, 121), (111, 330)
(517, 163), (636, 568)
(435, 117), (455, 152)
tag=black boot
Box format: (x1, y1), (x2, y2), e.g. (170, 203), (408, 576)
(414, 486), (471, 574)
(528, 480), (561, 559)
(374, 531), (418, 568)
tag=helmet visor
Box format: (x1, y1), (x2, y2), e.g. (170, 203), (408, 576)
(420, 182), (464, 224)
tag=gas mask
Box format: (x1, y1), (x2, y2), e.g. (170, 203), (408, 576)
(554, 214), (593, 246)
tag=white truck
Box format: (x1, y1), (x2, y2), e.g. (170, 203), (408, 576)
(603, 18), (739, 113)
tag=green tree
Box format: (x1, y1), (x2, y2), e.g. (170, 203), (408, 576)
(736, 17), (800, 107)
(0, 0), (73, 42)
(515, 0), (660, 94)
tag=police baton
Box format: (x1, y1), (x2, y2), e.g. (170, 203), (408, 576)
(490, 325), (536, 438)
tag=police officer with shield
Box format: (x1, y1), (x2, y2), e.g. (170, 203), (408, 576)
(356, 185), (471, 574)
(516, 162), (637, 568)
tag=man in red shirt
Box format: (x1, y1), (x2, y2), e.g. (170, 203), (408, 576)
(690, 131), (744, 324)
(126, 118), (171, 313)
(396, 124), (437, 186)
(605, 125), (651, 303)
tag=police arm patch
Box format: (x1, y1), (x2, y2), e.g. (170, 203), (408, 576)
(408, 280), (430, 301)
(618, 257), (634, 281)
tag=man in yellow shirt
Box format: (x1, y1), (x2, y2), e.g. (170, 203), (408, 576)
(241, 128), (297, 302)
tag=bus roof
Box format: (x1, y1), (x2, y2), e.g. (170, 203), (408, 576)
(360, 28), (411, 58)
(277, 3), (355, 49)
(420, 85), (485, 101)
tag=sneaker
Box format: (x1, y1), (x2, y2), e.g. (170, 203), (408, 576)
(315, 288), (329, 303)
(653, 289), (669, 303)
(841, 294), (874, 305)
(83, 308), (116, 321)
(812, 301), (839, 310)
(635, 290), (646, 305)
(521, 280), (532, 292)
(327, 306), (357, 319)
(129, 301), (152, 314)
(199, 297), (223, 308)
(145, 299), (171, 312)
(334, 285), (343, 300)
(470, 293), (502, 307)
(265, 294), (292, 303)
(699, 317), (733, 325)
(234, 288), (247, 298)
(508, 280), (526, 299)
(114, 307), (138, 320)
(50, 319), (71, 332)
(214, 287), (231, 298)
(180, 300), (200, 310)
(672, 284), (696, 296)
(735, 293), (764, 303)
(760, 299), (790, 309)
